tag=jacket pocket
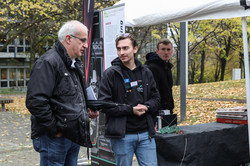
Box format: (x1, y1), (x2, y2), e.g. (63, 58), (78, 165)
(55, 72), (76, 96)
(56, 113), (80, 139)
(56, 113), (90, 147)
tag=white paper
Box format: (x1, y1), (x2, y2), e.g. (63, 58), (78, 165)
(86, 86), (97, 100)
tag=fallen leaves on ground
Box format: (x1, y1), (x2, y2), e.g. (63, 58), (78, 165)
(1, 79), (247, 126)
(173, 79), (246, 125)
(3, 95), (29, 114)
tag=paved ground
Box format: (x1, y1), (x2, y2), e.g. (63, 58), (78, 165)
(0, 110), (139, 166)
(0, 111), (97, 166)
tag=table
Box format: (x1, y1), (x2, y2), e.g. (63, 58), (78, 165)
(0, 97), (14, 112)
(155, 122), (250, 166)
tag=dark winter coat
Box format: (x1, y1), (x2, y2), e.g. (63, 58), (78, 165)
(98, 57), (160, 138)
(145, 52), (174, 113)
(26, 41), (92, 147)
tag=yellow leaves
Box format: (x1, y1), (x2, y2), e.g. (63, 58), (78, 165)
(151, 30), (161, 39)
(173, 79), (246, 126)
(5, 96), (29, 114)
(0, 17), (7, 22)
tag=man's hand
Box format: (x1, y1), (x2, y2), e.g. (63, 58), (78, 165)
(55, 132), (62, 137)
(133, 104), (147, 116)
(87, 108), (99, 119)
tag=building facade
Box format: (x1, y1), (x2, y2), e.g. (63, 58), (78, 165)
(0, 37), (30, 88)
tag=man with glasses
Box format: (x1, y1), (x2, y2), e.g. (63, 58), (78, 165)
(145, 39), (175, 127)
(26, 20), (99, 166)
(98, 33), (160, 166)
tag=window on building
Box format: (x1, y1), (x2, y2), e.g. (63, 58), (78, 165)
(1, 69), (7, 79)
(0, 47), (7, 52)
(17, 68), (24, 79)
(9, 68), (16, 87)
(1, 81), (7, 87)
(17, 68), (24, 86)
(9, 47), (15, 52)
(0, 68), (29, 88)
(17, 47), (24, 52)
(0, 69), (7, 87)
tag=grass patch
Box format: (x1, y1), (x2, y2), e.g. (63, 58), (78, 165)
(0, 87), (27, 95)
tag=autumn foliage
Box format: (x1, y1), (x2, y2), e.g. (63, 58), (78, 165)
(1, 79), (245, 126)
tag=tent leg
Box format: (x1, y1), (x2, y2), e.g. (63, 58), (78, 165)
(242, 16), (250, 162)
(180, 22), (188, 121)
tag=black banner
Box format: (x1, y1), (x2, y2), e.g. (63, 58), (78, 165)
(83, 0), (94, 86)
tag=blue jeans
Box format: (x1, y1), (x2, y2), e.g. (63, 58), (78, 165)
(110, 132), (158, 166)
(32, 135), (80, 166)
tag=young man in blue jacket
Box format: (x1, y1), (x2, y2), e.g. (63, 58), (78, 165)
(98, 34), (160, 166)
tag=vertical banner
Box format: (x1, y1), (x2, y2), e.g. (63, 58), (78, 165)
(83, 0), (94, 85)
(102, 4), (125, 70)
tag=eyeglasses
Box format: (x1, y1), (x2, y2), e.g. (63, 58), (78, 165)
(70, 34), (87, 43)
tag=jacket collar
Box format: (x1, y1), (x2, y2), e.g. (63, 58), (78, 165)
(111, 57), (143, 70)
(54, 41), (74, 69)
(146, 52), (173, 69)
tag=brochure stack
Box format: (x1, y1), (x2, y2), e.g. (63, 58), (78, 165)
(216, 106), (247, 125)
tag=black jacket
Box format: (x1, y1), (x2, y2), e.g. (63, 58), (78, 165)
(26, 41), (92, 147)
(145, 52), (174, 113)
(98, 57), (160, 138)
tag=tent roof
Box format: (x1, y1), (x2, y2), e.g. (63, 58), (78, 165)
(115, 0), (250, 26)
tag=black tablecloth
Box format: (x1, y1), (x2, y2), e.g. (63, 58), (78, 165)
(155, 122), (250, 166)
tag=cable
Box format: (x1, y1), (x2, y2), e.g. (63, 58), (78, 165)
(180, 137), (188, 166)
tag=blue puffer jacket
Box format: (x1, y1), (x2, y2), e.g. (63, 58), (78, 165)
(26, 41), (92, 147)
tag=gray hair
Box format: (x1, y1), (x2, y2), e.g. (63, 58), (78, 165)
(58, 20), (88, 42)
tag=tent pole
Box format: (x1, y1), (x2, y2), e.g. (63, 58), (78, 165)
(180, 22), (188, 121)
(242, 16), (250, 163)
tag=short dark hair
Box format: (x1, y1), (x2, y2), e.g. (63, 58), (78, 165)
(115, 33), (138, 48)
(157, 38), (173, 50)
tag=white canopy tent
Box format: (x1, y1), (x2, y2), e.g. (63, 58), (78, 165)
(114, 0), (250, 160)
(115, 0), (250, 26)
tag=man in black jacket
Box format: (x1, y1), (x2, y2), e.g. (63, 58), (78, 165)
(98, 34), (160, 166)
(26, 20), (99, 166)
(145, 38), (174, 114)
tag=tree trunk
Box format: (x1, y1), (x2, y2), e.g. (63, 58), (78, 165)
(239, 52), (244, 79)
(219, 36), (231, 81)
(199, 49), (205, 83)
(219, 58), (226, 81)
(29, 29), (36, 70)
(176, 49), (180, 85)
(189, 61), (196, 84)
(214, 61), (220, 81)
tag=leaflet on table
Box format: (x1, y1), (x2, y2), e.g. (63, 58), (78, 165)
(216, 106), (247, 115)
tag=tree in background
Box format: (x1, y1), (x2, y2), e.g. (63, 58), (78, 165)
(1, 0), (250, 84)
(1, 0), (85, 68)
(0, 0), (118, 68)
(188, 20), (220, 83)
(209, 18), (243, 81)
